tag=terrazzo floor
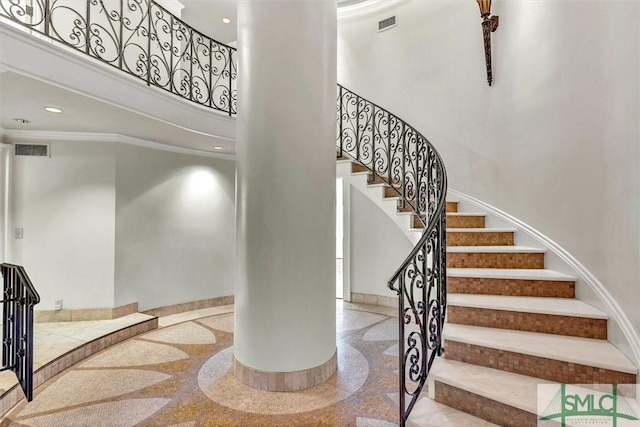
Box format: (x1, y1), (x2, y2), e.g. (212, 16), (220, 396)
(3, 301), (401, 426)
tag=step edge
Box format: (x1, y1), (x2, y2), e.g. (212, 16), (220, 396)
(431, 363), (542, 414)
(447, 246), (546, 253)
(447, 295), (608, 319)
(442, 327), (638, 375)
(447, 212), (487, 217)
(446, 268), (576, 282)
(446, 228), (517, 233)
(407, 397), (501, 427)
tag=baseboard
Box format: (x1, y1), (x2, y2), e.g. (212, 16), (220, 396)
(142, 295), (234, 317)
(34, 302), (139, 323)
(350, 292), (398, 309)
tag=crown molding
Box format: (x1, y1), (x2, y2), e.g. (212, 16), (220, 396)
(338, 0), (405, 19)
(1, 129), (236, 160)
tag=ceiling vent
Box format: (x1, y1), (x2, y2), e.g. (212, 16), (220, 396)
(15, 144), (49, 157)
(378, 16), (397, 32)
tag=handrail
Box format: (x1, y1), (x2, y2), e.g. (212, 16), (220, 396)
(0, 0), (237, 116)
(1, 263), (41, 402)
(337, 84), (448, 426)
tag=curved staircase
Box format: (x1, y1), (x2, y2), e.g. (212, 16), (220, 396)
(337, 157), (638, 426)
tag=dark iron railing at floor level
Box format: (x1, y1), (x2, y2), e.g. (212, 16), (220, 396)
(337, 85), (448, 426)
(1, 264), (40, 401)
(0, 0), (237, 116)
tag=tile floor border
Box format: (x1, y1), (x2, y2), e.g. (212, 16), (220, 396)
(0, 316), (158, 418)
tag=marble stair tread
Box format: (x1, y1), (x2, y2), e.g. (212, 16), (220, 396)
(446, 228), (516, 233)
(447, 268), (576, 281)
(447, 246), (545, 253)
(448, 293), (607, 318)
(446, 212), (486, 217)
(407, 396), (499, 427)
(430, 358), (544, 414)
(443, 324), (637, 374)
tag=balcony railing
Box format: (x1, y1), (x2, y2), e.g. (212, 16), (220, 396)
(0, 0), (237, 116)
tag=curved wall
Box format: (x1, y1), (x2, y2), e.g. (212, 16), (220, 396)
(6, 137), (236, 313)
(337, 0), (639, 357)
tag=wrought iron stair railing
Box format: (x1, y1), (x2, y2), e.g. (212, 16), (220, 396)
(0, 264), (40, 402)
(337, 84), (448, 426)
(0, 0), (237, 115)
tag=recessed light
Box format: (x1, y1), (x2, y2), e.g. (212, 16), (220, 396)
(222, 17), (231, 24)
(213, 146), (224, 150)
(13, 118), (30, 124)
(44, 107), (63, 113)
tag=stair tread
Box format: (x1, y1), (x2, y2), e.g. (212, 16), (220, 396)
(447, 212), (486, 217)
(430, 358), (545, 414)
(443, 324), (637, 374)
(407, 396), (499, 427)
(448, 293), (607, 318)
(446, 228), (516, 233)
(447, 246), (545, 253)
(447, 268), (576, 281)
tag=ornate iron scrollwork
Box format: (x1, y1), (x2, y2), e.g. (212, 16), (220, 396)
(0, 0), (237, 115)
(337, 85), (448, 426)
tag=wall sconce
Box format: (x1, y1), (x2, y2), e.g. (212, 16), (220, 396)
(477, 0), (499, 86)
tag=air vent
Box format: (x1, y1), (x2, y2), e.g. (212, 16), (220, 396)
(378, 16), (396, 32)
(15, 144), (49, 157)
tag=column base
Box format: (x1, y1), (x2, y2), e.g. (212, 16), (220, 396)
(233, 351), (337, 392)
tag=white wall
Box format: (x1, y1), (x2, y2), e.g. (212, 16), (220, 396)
(8, 139), (236, 312)
(114, 144), (235, 311)
(338, 0), (640, 348)
(10, 140), (116, 310)
(350, 186), (413, 297)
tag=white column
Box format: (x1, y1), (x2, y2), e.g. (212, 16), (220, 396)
(234, 0), (337, 390)
(0, 143), (11, 263)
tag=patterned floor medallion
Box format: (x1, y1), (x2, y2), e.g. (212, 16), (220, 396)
(5, 306), (399, 426)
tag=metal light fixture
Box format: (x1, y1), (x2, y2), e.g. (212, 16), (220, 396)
(476, 0), (499, 86)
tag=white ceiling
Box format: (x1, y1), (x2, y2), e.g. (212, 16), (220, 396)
(0, 71), (232, 154)
(0, 0), (392, 156)
(179, 0), (238, 44)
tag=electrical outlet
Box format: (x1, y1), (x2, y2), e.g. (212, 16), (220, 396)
(54, 300), (63, 311)
(14, 228), (23, 239)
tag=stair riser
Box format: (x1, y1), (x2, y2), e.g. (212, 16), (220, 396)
(444, 341), (637, 388)
(447, 232), (514, 246)
(447, 216), (485, 228)
(447, 253), (545, 269)
(434, 381), (537, 427)
(446, 201), (458, 213)
(447, 306), (607, 339)
(384, 186), (401, 198)
(448, 277), (575, 298)
(351, 162), (369, 173)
